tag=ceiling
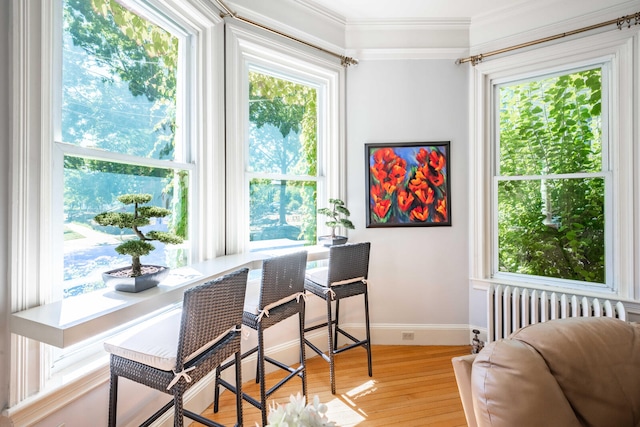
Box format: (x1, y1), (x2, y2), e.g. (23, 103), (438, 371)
(303, 0), (528, 21)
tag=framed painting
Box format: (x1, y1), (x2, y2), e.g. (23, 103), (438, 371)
(365, 141), (451, 227)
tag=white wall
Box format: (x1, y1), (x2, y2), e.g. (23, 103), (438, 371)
(345, 59), (470, 342)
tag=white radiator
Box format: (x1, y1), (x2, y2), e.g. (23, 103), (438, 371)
(487, 284), (627, 342)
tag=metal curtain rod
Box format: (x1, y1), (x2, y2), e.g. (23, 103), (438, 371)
(212, 0), (358, 67)
(456, 11), (640, 66)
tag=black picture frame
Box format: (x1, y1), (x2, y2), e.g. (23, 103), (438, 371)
(365, 141), (451, 227)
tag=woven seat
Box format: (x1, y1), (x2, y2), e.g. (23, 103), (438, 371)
(214, 251), (308, 426)
(304, 242), (371, 394)
(104, 268), (249, 427)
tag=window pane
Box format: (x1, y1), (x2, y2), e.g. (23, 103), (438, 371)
(63, 156), (188, 297)
(62, 0), (178, 160)
(499, 68), (602, 176)
(60, 0), (187, 298)
(497, 178), (604, 283)
(247, 70), (319, 251)
(249, 179), (316, 250)
(248, 72), (317, 175)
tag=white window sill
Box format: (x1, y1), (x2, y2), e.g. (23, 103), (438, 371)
(11, 246), (329, 348)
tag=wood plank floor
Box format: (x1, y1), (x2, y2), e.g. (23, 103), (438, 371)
(196, 345), (471, 426)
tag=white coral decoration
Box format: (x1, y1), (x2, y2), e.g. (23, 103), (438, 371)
(264, 393), (337, 427)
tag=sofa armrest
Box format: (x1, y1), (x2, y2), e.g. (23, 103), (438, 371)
(452, 354), (478, 427)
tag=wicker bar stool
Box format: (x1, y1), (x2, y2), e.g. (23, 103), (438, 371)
(214, 251), (308, 426)
(104, 268), (249, 427)
(304, 242), (371, 394)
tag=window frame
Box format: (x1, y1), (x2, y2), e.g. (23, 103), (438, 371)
(491, 64), (612, 291)
(51, 0), (196, 371)
(469, 28), (635, 299)
(245, 65), (322, 250)
(224, 21), (346, 254)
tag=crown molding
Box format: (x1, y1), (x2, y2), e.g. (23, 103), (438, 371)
(292, 0), (346, 25)
(347, 17), (469, 30)
(347, 47), (467, 61)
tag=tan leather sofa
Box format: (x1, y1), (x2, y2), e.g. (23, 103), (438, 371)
(452, 317), (640, 427)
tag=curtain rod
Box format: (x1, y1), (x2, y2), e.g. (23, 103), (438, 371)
(456, 11), (640, 66)
(212, 0), (358, 67)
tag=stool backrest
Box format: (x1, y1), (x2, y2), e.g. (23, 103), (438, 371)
(327, 242), (371, 284)
(259, 251), (308, 309)
(177, 268), (249, 367)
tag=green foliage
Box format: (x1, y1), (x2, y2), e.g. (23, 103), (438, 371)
(170, 171), (189, 239)
(115, 240), (155, 257)
(318, 198), (354, 238)
(67, 0), (178, 102)
(62, 0), (181, 221)
(94, 193), (184, 277)
(498, 68), (604, 283)
(249, 72), (318, 177)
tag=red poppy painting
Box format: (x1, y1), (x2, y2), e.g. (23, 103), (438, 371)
(365, 142), (451, 227)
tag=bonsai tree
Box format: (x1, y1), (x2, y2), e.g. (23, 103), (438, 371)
(318, 198), (355, 239)
(94, 193), (184, 277)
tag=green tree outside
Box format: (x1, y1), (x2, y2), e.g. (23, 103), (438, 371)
(497, 67), (604, 283)
(248, 71), (318, 245)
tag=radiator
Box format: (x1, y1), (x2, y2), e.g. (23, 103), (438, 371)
(487, 284), (627, 342)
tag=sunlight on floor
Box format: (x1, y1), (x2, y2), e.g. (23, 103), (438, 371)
(325, 380), (377, 426)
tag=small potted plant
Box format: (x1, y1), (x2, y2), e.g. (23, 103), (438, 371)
(94, 193), (184, 293)
(318, 198), (355, 247)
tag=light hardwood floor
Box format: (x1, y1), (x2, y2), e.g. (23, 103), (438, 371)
(197, 345), (471, 426)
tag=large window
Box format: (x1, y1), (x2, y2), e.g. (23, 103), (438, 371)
(247, 69), (319, 250)
(58, 0), (191, 298)
(467, 30), (638, 297)
(494, 66), (608, 286)
(224, 22), (344, 254)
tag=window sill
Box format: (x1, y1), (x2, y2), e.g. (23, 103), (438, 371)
(10, 246), (329, 348)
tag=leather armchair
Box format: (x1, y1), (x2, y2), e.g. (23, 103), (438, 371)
(452, 317), (640, 427)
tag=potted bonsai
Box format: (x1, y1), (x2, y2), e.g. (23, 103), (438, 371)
(318, 198), (355, 247)
(94, 193), (184, 293)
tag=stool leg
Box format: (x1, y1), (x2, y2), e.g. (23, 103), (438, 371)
(334, 299), (340, 348)
(213, 365), (221, 413)
(299, 306), (308, 402)
(258, 325), (268, 426)
(255, 350), (260, 384)
(326, 296), (336, 394)
(108, 371), (118, 427)
(173, 388), (184, 427)
(234, 350), (243, 427)
(364, 288), (372, 377)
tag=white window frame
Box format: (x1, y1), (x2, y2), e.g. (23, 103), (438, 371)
(224, 22), (346, 254)
(491, 63), (612, 292)
(9, 0), (224, 412)
(53, 0), (195, 302)
(469, 28), (636, 299)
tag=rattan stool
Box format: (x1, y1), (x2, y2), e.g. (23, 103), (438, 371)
(104, 268), (249, 427)
(304, 242), (371, 394)
(214, 251), (308, 426)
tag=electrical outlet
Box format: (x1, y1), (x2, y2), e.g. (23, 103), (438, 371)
(401, 331), (414, 340)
